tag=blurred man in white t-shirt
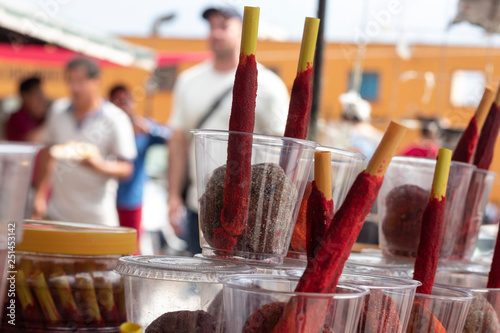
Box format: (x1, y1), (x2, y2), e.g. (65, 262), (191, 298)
(167, 7), (290, 254)
(32, 58), (137, 226)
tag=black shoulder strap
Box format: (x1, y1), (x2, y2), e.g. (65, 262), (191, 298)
(195, 86), (233, 130)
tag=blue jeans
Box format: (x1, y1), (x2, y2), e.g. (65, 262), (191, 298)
(185, 209), (202, 255)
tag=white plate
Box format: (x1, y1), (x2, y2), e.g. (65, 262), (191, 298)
(50, 141), (99, 161)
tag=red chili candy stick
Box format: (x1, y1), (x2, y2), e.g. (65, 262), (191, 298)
(272, 122), (407, 333)
(487, 90), (500, 287)
(488, 226), (500, 288)
(283, 17), (320, 140)
(215, 7), (260, 250)
(474, 86), (500, 171)
(452, 86), (494, 163)
(412, 149), (452, 295)
(280, 17), (320, 180)
(306, 151), (334, 258)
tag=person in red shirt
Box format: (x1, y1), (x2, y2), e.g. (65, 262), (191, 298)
(5, 77), (48, 142)
(399, 117), (440, 159)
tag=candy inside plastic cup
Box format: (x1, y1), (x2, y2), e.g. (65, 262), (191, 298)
(451, 169), (497, 260)
(378, 156), (475, 259)
(220, 274), (369, 332)
(435, 271), (500, 331)
(288, 145), (366, 258)
(287, 270), (421, 332)
(409, 285), (473, 332)
(193, 130), (317, 264)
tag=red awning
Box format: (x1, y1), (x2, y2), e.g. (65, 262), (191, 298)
(156, 51), (212, 67)
(0, 43), (211, 68)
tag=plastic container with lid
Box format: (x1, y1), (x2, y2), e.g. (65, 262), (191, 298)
(2, 220), (136, 332)
(115, 255), (255, 332)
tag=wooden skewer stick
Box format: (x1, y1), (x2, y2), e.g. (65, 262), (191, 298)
(366, 121), (408, 177)
(314, 151), (332, 200)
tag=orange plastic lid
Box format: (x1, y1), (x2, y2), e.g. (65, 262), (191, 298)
(17, 220), (136, 255)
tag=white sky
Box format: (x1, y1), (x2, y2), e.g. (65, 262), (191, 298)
(7, 0), (500, 47)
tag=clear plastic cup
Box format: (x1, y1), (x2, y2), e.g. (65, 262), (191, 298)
(288, 145), (366, 258)
(408, 285), (473, 332)
(378, 156), (475, 259)
(220, 274), (369, 333)
(115, 255), (255, 331)
(345, 252), (414, 278)
(451, 169), (497, 260)
(434, 271), (500, 332)
(193, 130), (317, 264)
(286, 271), (421, 332)
(0, 143), (39, 318)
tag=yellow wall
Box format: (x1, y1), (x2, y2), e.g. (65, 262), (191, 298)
(1, 38), (500, 203)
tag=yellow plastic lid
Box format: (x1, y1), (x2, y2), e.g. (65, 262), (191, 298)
(18, 220), (137, 255)
(120, 322), (142, 333)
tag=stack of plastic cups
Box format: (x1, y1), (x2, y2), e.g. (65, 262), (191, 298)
(0, 143), (39, 319)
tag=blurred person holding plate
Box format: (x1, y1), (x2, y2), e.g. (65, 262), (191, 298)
(32, 58), (137, 227)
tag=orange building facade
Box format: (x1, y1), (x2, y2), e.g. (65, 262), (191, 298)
(0, 38), (499, 203)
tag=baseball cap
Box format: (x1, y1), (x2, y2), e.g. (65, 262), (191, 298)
(202, 6), (242, 20)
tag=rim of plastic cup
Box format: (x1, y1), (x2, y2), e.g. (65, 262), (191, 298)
(346, 253), (415, 269)
(473, 168), (497, 178)
(337, 272), (422, 290)
(415, 284), (474, 301)
(0, 142), (41, 154)
(316, 145), (367, 162)
(116, 255), (255, 282)
(435, 270), (500, 292)
(190, 129), (319, 149)
(438, 260), (491, 273)
(392, 155), (474, 169)
(285, 270), (421, 290)
(194, 254), (306, 270)
(219, 274), (370, 299)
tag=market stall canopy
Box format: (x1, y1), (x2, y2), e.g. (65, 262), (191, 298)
(0, 2), (156, 71)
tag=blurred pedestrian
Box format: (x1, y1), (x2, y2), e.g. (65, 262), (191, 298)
(5, 77), (48, 142)
(399, 117), (441, 159)
(32, 58), (137, 226)
(339, 91), (383, 159)
(109, 84), (172, 245)
(167, 6), (289, 254)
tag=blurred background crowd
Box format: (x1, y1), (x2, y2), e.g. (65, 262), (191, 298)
(1, 0), (500, 256)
